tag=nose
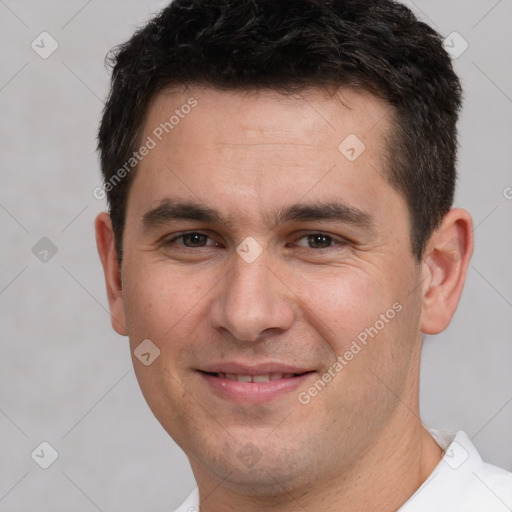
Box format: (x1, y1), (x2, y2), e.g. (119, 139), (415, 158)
(209, 249), (295, 344)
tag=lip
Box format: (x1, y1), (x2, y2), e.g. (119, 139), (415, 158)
(197, 363), (316, 404)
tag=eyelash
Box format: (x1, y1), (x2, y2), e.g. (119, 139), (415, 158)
(164, 231), (347, 251)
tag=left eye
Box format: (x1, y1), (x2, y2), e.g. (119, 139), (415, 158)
(294, 233), (342, 249)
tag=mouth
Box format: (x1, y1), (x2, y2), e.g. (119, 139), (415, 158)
(200, 371), (312, 382)
(197, 369), (316, 403)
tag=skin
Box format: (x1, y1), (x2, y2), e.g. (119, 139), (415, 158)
(96, 86), (473, 511)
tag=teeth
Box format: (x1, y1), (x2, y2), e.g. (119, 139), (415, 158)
(216, 372), (296, 382)
(252, 374), (271, 383)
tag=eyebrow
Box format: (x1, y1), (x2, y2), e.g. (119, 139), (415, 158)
(143, 200), (223, 228)
(142, 198), (374, 231)
(275, 202), (373, 229)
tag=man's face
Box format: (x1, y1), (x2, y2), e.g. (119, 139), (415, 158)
(119, 87), (425, 492)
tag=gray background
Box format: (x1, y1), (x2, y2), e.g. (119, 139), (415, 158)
(0, 0), (510, 510)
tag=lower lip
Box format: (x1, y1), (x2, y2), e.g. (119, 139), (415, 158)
(198, 372), (314, 404)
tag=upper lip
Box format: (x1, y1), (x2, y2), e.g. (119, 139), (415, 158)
(198, 362), (314, 375)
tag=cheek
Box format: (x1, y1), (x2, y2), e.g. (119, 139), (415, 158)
(290, 267), (394, 352)
(121, 263), (207, 434)
(291, 260), (422, 400)
(122, 260), (214, 342)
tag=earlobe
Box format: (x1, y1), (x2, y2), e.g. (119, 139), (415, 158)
(419, 208), (474, 335)
(95, 212), (128, 336)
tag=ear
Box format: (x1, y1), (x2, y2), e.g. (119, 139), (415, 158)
(95, 212), (128, 336)
(419, 208), (474, 335)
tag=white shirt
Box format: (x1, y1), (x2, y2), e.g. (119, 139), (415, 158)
(173, 428), (512, 511)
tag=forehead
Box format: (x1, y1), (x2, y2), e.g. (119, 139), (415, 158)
(144, 85), (393, 150)
(128, 86), (403, 229)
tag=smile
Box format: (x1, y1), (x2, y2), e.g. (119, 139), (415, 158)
(197, 370), (315, 403)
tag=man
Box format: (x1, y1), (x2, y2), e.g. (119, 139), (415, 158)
(95, 0), (512, 510)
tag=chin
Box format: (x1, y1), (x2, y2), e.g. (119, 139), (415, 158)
(190, 436), (320, 497)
